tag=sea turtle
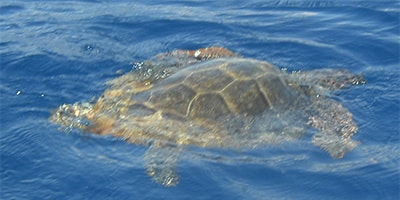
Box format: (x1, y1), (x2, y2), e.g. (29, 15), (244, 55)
(50, 47), (364, 186)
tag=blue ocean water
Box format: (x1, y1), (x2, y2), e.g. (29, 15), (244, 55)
(1, 0), (399, 199)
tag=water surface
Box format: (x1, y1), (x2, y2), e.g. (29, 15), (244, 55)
(1, 1), (399, 199)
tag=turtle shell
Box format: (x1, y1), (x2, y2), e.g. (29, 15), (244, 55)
(134, 58), (296, 120)
(82, 58), (303, 147)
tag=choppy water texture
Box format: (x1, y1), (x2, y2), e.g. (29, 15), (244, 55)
(1, 1), (399, 200)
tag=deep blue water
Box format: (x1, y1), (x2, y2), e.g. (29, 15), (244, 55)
(1, 1), (399, 199)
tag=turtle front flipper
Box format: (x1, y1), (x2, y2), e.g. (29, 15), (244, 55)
(144, 143), (182, 186)
(309, 99), (359, 159)
(312, 132), (358, 159)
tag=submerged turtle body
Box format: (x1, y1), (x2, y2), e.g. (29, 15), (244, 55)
(50, 47), (364, 186)
(89, 58), (303, 148)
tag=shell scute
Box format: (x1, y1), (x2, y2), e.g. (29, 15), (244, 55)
(188, 93), (231, 119)
(222, 79), (270, 114)
(149, 84), (196, 116)
(184, 68), (233, 92)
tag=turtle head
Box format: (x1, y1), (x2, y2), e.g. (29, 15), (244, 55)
(316, 69), (365, 90)
(290, 69), (365, 97)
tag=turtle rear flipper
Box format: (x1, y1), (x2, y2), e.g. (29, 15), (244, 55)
(49, 102), (93, 131)
(144, 143), (182, 187)
(309, 99), (359, 158)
